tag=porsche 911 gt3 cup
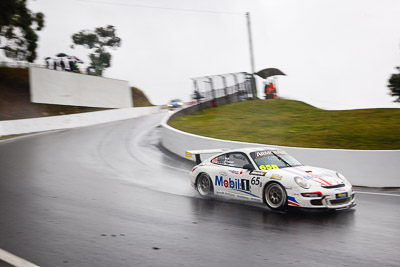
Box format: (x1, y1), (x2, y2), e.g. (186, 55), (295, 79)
(186, 147), (356, 210)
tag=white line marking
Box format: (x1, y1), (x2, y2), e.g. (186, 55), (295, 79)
(0, 248), (40, 267)
(355, 191), (400, 197)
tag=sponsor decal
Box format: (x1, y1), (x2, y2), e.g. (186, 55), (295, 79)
(229, 170), (239, 175)
(191, 167), (198, 172)
(334, 188), (347, 192)
(215, 176), (261, 198)
(185, 151), (192, 158)
(287, 196), (300, 207)
(254, 150), (286, 159)
(270, 174), (282, 180)
(259, 164), (279, 170)
(215, 176), (250, 191)
(302, 175), (313, 180)
(250, 170), (266, 176)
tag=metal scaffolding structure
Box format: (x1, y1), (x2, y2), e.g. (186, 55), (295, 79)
(191, 72), (255, 105)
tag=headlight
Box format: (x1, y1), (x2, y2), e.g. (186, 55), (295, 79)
(178, 102), (183, 106)
(294, 176), (311, 189)
(336, 172), (348, 182)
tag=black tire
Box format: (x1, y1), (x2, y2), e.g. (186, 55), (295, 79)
(263, 182), (287, 210)
(196, 173), (213, 197)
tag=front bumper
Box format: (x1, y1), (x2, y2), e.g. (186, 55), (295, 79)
(287, 187), (356, 209)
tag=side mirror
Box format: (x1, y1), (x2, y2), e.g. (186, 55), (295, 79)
(243, 164), (255, 171)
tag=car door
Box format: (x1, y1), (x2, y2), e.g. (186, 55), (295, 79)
(214, 152), (259, 201)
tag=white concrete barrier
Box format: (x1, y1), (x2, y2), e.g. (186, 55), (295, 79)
(29, 67), (133, 108)
(161, 110), (400, 187)
(0, 106), (160, 136)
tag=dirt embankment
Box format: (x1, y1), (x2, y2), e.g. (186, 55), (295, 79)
(0, 67), (153, 120)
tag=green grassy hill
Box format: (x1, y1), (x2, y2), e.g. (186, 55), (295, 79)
(131, 86), (153, 107)
(168, 99), (400, 150)
(0, 67), (153, 120)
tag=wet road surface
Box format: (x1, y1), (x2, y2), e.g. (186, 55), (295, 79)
(0, 112), (399, 267)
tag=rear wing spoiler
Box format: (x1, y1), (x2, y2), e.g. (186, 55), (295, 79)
(185, 148), (230, 164)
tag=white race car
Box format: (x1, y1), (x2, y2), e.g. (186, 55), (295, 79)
(187, 147), (356, 211)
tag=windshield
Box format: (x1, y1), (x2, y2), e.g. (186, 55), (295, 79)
(249, 150), (302, 170)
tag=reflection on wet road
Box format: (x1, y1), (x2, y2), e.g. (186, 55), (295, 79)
(0, 112), (399, 267)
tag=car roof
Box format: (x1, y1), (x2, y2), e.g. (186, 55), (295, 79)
(225, 147), (284, 154)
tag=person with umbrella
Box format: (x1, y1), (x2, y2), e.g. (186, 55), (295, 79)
(60, 58), (65, 70)
(264, 80), (277, 99)
(55, 53), (68, 71)
(255, 68), (286, 99)
(44, 57), (51, 68)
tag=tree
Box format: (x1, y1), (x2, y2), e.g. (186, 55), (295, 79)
(388, 66), (400, 103)
(71, 25), (121, 76)
(0, 0), (45, 62)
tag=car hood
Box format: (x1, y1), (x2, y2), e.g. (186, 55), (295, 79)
(279, 165), (344, 187)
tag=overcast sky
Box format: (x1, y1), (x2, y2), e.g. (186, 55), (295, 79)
(22, 0), (400, 109)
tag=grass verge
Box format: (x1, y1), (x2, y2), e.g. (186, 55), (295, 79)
(168, 99), (400, 150)
(131, 87), (153, 107)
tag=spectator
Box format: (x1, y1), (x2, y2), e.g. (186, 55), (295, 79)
(264, 82), (276, 99)
(73, 61), (78, 72)
(60, 59), (65, 71)
(69, 60), (74, 71)
(53, 59), (57, 70)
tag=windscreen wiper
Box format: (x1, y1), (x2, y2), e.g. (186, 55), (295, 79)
(271, 151), (292, 167)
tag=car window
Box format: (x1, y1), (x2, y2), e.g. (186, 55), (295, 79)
(249, 150), (302, 169)
(211, 153), (251, 169)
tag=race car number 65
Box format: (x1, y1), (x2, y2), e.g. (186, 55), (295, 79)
(251, 177), (260, 185)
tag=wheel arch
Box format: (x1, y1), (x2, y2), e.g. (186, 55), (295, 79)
(195, 172), (208, 186)
(262, 180), (288, 205)
(195, 172), (214, 197)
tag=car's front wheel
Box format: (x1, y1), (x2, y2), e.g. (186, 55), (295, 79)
(264, 182), (287, 210)
(196, 173), (213, 197)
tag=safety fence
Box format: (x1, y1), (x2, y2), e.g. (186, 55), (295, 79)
(191, 72), (255, 104)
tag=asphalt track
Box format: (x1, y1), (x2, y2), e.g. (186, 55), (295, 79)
(0, 112), (400, 267)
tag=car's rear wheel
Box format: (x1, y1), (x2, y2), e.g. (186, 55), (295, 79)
(264, 182), (287, 210)
(196, 173), (213, 197)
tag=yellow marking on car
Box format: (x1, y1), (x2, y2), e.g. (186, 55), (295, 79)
(259, 164), (279, 170)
